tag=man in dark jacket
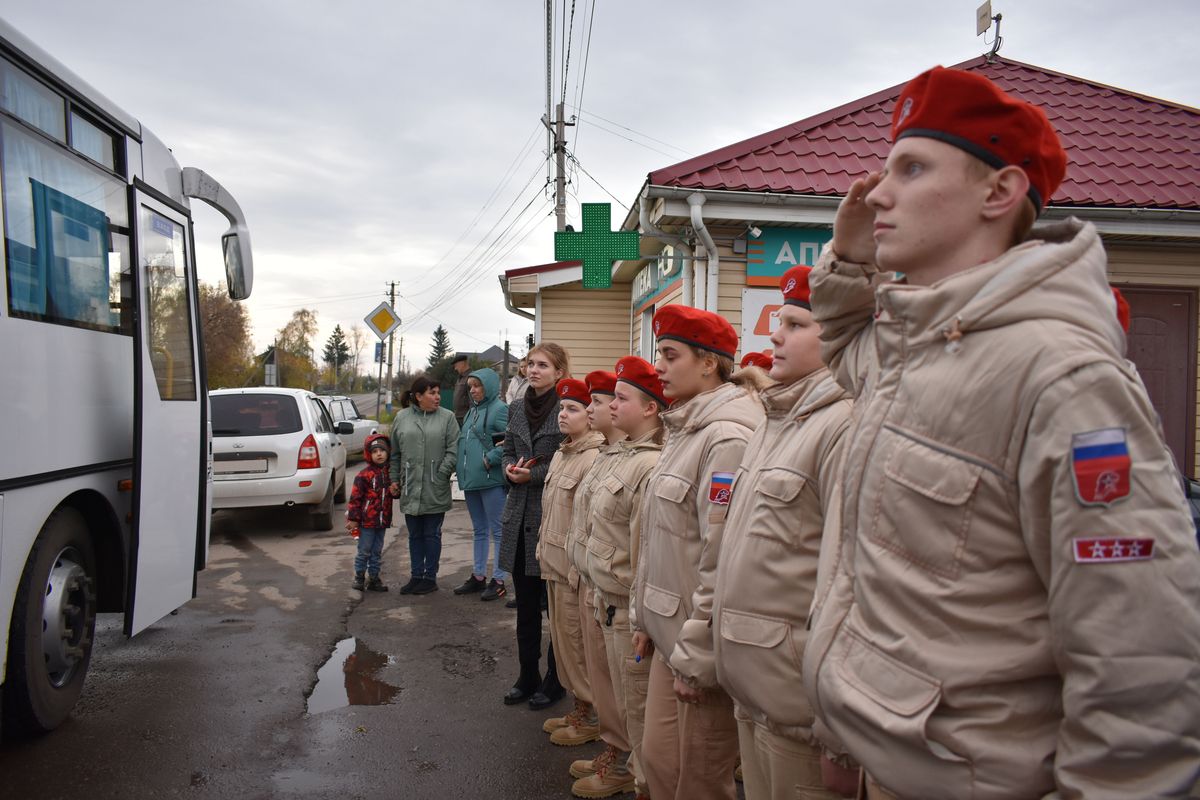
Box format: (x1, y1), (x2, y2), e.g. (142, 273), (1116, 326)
(452, 354), (471, 425)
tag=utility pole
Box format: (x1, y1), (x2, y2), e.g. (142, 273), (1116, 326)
(386, 281), (397, 412)
(543, 102), (576, 233)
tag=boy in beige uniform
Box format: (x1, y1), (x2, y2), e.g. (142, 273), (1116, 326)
(803, 66), (1200, 799)
(536, 379), (604, 746)
(573, 357), (667, 799)
(712, 265), (853, 800)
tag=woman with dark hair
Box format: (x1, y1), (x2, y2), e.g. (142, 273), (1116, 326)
(388, 374), (460, 595)
(499, 342), (570, 709)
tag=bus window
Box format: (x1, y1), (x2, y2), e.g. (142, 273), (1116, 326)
(0, 56), (66, 141)
(2, 120), (131, 331)
(139, 207), (197, 401)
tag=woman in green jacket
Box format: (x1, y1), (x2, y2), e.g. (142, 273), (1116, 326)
(454, 367), (510, 601)
(388, 375), (460, 595)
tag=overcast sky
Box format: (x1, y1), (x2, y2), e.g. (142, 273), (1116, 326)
(4, 1), (1198, 371)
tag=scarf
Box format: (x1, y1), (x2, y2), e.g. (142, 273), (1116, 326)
(524, 384), (558, 437)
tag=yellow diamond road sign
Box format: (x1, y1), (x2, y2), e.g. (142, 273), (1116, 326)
(364, 301), (401, 340)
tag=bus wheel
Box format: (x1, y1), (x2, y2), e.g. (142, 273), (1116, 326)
(310, 481), (335, 531)
(2, 507), (97, 737)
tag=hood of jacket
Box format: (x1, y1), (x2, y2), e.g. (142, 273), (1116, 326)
(662, 381), (759, 435)
(561, 429), (605, 455)
(876, 218), (1124, 358)
(760, 366), (848, 421)
(361, 432), (391, 462)
(469, 368), (500, 405)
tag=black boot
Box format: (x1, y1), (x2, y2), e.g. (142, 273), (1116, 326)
(528, 668), (564, 710)
(366, 575), (388, 592)
(504, 668), (540, 706)
(352, 572), (365, 591)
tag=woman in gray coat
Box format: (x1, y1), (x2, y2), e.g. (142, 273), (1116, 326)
(500, 342), (569, 709)
(389, 375), (460, 596)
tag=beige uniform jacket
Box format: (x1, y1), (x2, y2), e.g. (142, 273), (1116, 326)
(712, 367), (852, 742)
(583, 430), (664, 610)
(803, 218), (1200, 800)
(634, 382), (764, 689)
(567, 442), (623, 590)
(536, 431), (604, 585)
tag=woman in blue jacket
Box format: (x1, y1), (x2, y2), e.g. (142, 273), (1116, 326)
(454, 368), (510, 601)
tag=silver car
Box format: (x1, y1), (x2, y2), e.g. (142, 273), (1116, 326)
(210, 388), (350, 530)
(318, 395), (379, 460)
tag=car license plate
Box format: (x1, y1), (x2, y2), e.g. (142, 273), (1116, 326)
(214, 459), (267, 475)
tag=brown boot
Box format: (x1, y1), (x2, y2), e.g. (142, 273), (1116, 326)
(571, 746), (635, 799)
(569, 744), (616, 779)
(549, 706), (601, 746)
(543, 698), (591, 734)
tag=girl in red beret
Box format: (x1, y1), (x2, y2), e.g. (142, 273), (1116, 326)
(534, 379), (606, 749)
(633, 306), (765, 800)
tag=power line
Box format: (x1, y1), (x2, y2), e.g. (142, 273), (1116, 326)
(566, 103), (692, 157)
(570, 0), (596, 152)
(560, 0), (578, 107)
(566, 150), (628, 210)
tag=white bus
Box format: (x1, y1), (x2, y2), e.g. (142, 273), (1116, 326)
(0, 19), (253, 735)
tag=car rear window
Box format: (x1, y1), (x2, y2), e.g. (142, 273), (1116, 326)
(212, 393), (303, 436)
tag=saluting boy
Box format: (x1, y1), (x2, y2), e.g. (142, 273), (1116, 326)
(803, 66), (1200, 799)
(712, 265), (853, 800)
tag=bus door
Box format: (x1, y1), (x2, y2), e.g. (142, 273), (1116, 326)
(127, 185), (205, 635)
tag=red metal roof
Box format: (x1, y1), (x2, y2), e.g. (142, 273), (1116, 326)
(648, 56), (1200, 210)
(504, 260), (581, 279)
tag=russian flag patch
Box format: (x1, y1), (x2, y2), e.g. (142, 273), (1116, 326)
(1071, 428), (1131, 507)
(709, 472), (734, 505)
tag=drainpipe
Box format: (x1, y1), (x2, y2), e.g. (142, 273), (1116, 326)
(500, 276), (535, 320)
(640, 187), (693, 307)
(688, 192), (720, 313)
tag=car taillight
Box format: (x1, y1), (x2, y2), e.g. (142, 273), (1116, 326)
(297, 434), (320, 469)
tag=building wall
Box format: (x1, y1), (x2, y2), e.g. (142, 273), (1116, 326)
(540, 282), (631, 376)
(1107, 242), (1200, 475)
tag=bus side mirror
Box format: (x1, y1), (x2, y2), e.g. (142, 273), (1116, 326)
(222, 232), (252, 301)
(182, 167), (254, 301)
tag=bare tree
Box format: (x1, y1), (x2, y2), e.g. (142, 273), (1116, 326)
(348, 325), (368, 392)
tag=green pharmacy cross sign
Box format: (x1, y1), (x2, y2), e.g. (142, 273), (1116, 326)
(555, 203), (640, 289)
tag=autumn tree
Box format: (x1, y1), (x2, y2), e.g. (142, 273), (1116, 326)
(198, 281), (254, 388)
(276, 309), (319, 389)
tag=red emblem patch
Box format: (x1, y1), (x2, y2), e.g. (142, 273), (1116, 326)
(1071, 428), (1131, 507)
(1073, 537), (1155, 563)
(709, 472), (734, 505)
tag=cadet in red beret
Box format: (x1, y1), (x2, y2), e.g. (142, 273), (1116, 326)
(556, 378), (591, 409)
(585, 370), (618, 396)
(738, 351), (773, 371)
(713, 263), (855, 800)
(807, 67), (1200, 799)
(637, 306), (765, 800)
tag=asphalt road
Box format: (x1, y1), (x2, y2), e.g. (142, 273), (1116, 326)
(0, 465), (594, 800)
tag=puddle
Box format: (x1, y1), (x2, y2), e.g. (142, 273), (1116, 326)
(306, 637), (401, 714)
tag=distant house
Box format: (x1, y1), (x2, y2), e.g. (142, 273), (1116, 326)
(502, 55), (1200, 475)
(454, 345), (519, 380)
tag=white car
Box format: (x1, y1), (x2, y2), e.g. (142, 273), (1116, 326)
(318, 395), (379, 460)
(210, 387), (350, 530)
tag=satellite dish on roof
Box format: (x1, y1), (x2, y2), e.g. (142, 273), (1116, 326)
(976, 1), (992, 36)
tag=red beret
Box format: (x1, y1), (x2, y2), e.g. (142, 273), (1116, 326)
(892, 66), (1066, 211)
(556, 378), (590, 407)
(585, 370), (617, 395)
(740, 351), (774, 370)
(1111, 287), (1131, 334)
(615, 356), (668, 408)
(780, 265), (812, 309)
(652, 305), (738, 359)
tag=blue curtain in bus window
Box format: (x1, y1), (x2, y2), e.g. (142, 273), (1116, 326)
(31, 179), (112, 327)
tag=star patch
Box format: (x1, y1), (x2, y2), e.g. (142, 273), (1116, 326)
(1073, 537), (1155, 563)
(708, 472), (734, 505)
(1071, 428), (1131, 507)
